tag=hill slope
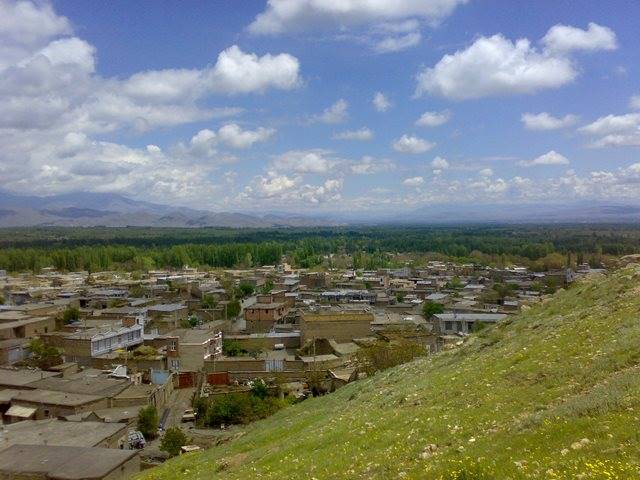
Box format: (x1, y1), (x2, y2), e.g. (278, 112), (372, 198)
(140, 267), (640, 479)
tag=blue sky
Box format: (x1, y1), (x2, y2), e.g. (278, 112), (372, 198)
(1, 0), (639, 214)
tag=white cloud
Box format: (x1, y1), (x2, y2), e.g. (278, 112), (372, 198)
(521, 112), (579, 130)
(207, 45), (301, 94)
(431, 156), (449, 169)
(541, 22), (617, 54)
(629, 95), (640, 110)
(373, 91), (391, 112)
(479, 168), (493, 177)
(333, 127), (373, 141)
(312, 99), (348, 123)
(415, 110), (450, 127)
(416, 23), (616, 100)
(270, 149), (341, 174)
(580, 113), (640, 136)
(241, 173), (342, 206)
(416, 34), (576, 99)
(349, 156), (395, 175)
(217, 123), (275, 149)
(579, 113), (640, 147)
(518, 150), (569, 167)
(248, 0), (468, 35)
(373, 31), (421, 53)
(403, 176), (425, 187)
(393, 134), (434, 154)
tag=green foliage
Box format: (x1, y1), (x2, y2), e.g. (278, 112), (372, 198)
(422, 301), (444, 317)
(446, 276), (463, 290)
(0, 225), (629, 273)
(160, 427), (188, 457)
(137, 405), (159, 440)
(133, 345), (158, 357)
(62, 305), (80, 324)
(260, 281), (274, 294)
(180, 315), (201, 328)
(222, 339), (246, 357)
(129, 284), (145, 297)
(201, 294), (217, 309)
(226, 299), (241, 318)
(395, 292), (404, 303)
(26, 338), (61, 369)
(250, 379), (269, 400)
(237, 282), (255, 298)
(202, 392), (288, 427)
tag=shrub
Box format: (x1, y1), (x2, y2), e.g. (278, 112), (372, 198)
(160, 427), (188, 457)
(226, 299), (241, 318)
(423, 301), (444, 317)
(222, 339), (246, 357)
(201, 294), (217, 309)
(137, 405), (159, 440)
(26, 338), (62, 369)
(62, 305), (80, 324)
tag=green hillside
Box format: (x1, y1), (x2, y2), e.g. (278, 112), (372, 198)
(140, 266), (640, 479)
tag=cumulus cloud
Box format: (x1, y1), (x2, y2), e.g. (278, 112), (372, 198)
(333, 127), (373, 141)
(312, 99), (348, 123)
(0, 1), (301, 204)
(479, 168), (493, 177)
(217, 123), (275, 149)
(431, 156), (449, 169)
(240, 173), (343, 206)
(393, 134), (434, 154)
(403, 176), (425, 187)
(349, 156), (395, 175)
(207, 45), (301, 94)
(373, 91), (391, 112)
(518, 150), (569, 167)
(415, 110), (450, 127)
(416, 23), (616, 100)
(541, 22), (617, 54)
(248, 0), (468, 35)
(521, 112), (579, 130)
(270, 149), (341, 174)
(579, 113), (640, 147)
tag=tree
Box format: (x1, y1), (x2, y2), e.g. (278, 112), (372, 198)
(27, 338), (62, 369)
(261, 281), (274, 294)
(62, 305), (80, 324)
(160, 427), (188, 457)
(226, 299), (241, 318)
(237, 282), (255, 298)
(137, 405), (159, 440)
(395, 293), (404, 303)
(422, 301), (444, 317)
(201, 294), (217, 309)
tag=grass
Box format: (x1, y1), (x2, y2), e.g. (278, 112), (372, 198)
(139, 266), (640, 479)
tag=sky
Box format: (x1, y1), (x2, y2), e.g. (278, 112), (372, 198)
(1, 0), (639, 215)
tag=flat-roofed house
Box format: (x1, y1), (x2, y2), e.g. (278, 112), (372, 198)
(244, 295), (289, 333)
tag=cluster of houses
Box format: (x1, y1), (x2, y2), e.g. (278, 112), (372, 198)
(0, 260), (599, 478)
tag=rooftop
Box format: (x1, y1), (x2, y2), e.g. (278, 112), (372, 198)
(0, 419), (127, 448)
(0, 444), (138, 480)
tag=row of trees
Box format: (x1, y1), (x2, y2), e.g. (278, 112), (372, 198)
(0, 225), (630, 273)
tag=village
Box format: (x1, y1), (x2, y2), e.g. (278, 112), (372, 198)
(0, 259), (600, 478)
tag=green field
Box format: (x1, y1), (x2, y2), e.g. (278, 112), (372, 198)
(140, 266), (640, 479)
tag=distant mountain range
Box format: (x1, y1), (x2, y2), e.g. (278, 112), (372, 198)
(0, 191), (341, 228)
(1, 191), (640, 227)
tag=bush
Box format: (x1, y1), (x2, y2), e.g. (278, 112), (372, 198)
(26, 338), (62, 369)
(237, 282), (255, 298)
(160, 427), (188, 457)
(222, 339), (246, 357)
(137, 405), (159, 440)
(422, 301), (444, 317)
(226, 299), (241, 318)
(356, 340), (426, 376)
(62, 305), (80, 324)
(201, 294), (217, 309)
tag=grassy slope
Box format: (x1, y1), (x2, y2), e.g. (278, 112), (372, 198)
(140, 267), (640, 479)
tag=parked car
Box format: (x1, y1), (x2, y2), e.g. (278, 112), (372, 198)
(181, 408), (196, 422)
